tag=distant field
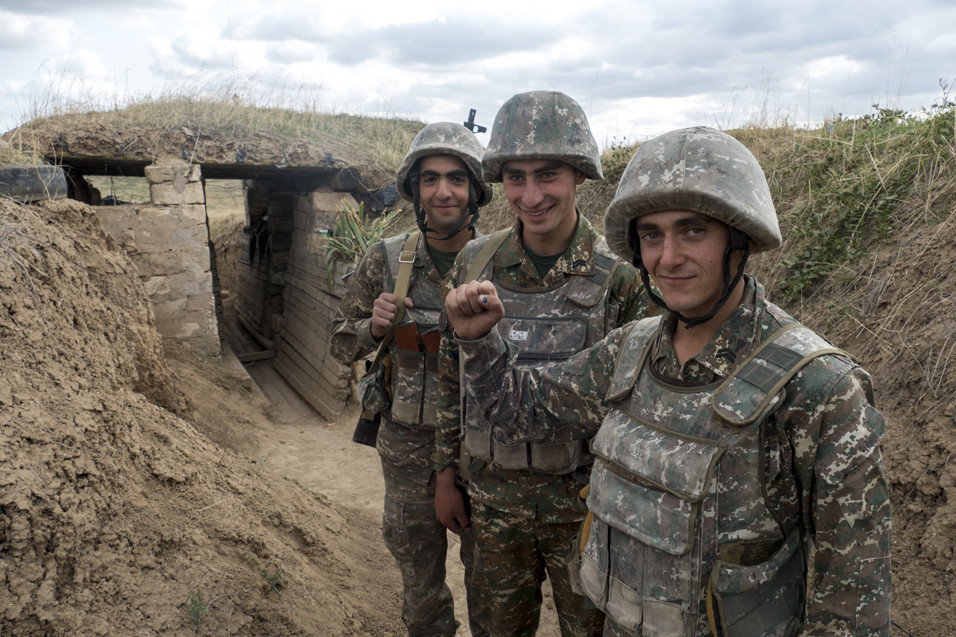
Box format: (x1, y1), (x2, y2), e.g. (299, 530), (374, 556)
(87, 176), (245, 229)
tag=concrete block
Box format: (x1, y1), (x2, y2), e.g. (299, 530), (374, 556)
(143, 275), (171, 296)
(145, 157), (189, 184)
(182, 181), (205, 204)
(181, 204), (207, 223)
(309, 190), (356, 213)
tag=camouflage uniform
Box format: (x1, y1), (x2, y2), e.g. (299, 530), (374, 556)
(330, 122), (493, 637)
(449, 127), (892, 636)
(435, 216), (650, 637)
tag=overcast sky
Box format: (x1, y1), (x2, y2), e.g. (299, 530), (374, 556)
(1, 0), (953, 149)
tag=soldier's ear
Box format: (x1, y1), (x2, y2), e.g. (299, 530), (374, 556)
(730, 228), (749, 251)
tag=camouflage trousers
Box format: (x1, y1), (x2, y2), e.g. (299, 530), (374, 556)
(469, 500), (604, 637)
(379, 421), (487, 637)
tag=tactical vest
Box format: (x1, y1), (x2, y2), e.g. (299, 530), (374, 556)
(380, 233), (444, 429)
(461, 234), (622, 474)
(579, 317), (843, 637)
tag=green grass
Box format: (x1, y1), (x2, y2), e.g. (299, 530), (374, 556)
(746, 98), (956, 305)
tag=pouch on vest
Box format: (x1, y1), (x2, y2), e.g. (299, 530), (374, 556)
(706, 528), (807, 637)
(589, 412), (724, 555)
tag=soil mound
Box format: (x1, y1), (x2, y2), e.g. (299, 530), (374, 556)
(0, 199), (402, 636)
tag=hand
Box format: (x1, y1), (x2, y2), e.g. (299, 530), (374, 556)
(370, 293), (415, 340)
(435, 467), (470, 533)
(444, 280), (504, 340)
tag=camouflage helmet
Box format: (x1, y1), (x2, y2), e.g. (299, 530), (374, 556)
(396, 122), (493, 207)
(604, 126), (781, 264)
(482, 91), (603, 182)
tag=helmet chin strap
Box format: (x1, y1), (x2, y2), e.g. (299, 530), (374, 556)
(408, 169), (480, 242)
(629, 221), (750, 329)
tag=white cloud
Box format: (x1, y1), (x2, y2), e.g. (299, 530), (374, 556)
(0, 10), (74, 50)
(0, 0), (953, 146)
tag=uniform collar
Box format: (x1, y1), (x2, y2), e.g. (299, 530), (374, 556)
(494, 211), (598, 277)
(653, 275), (763, 382)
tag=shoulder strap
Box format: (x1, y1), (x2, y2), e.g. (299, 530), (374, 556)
(463, 229), (510, 284)
(458, 228), (509, 482)
(565, 249), (621, 308)
(369, 232), (420, 368)
(604, 316), (660, 402)
(712, 323), (847, 425)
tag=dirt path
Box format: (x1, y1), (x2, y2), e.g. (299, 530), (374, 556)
(237, 356), (562, 637)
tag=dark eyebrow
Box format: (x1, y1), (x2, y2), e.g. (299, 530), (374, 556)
(420, 168), (469, 178)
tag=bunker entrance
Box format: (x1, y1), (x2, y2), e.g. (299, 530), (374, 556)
(47, 155), (398, 420)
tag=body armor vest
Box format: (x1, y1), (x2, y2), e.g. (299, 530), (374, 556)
(580, 317), (842, 636)
(381, 233), (444, 429)
(461, 234), (621, 474)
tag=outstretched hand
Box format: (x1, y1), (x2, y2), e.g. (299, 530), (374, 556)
(444, 280), (504, 340)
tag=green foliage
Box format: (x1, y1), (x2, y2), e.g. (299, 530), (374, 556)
(323, 201), (399, 275)
(572, 138), (640, 230)
(240, 550), (285, 596)
(260, 563), (285, 596)
(757, 92), (956, 305)
(185, 590), (207, 623)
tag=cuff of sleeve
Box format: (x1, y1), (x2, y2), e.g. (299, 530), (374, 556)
(432, 447), (459, 472)
(360, 320), (380, 351)
(455, 329), (506, 366)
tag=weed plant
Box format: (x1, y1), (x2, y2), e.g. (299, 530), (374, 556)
(324, 201), (400, 274)
(0, 139), (44, 166)
(185, 590), (207, 623)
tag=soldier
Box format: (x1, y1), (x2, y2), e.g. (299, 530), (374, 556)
(330, 121), (493, 637)
(443, 126), (892, 636)
(433, 91), (652, 637)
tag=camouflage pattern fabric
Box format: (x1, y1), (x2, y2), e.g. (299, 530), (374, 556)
(456, 233), (622, 474)
(381, 445), (458, 636)
(455, 276), (892, 636)
(331, 232), (487, 637)
(481, 91), (603, 182)
(435, 215), (650, 636)
(470, 499), (604, 637)
(603, 126), (782, 262)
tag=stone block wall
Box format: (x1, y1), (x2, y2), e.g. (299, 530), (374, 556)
(94, 156), (219, 356)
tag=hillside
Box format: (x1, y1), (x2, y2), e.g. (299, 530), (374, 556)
(0, 198), (404, 635)
(2, 100), (955, 636)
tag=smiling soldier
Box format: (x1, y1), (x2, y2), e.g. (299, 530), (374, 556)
(330, 122), (493, 637)
(443, 126), (892, 637)
(433, 91), (652, 637)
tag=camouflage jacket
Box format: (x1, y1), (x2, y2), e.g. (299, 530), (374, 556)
(455, 276), (892, 635)
(434, 214), (650, 521)
(331, 231), (476, 480)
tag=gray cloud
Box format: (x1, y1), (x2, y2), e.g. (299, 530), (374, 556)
(0, 0), (184, 13)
